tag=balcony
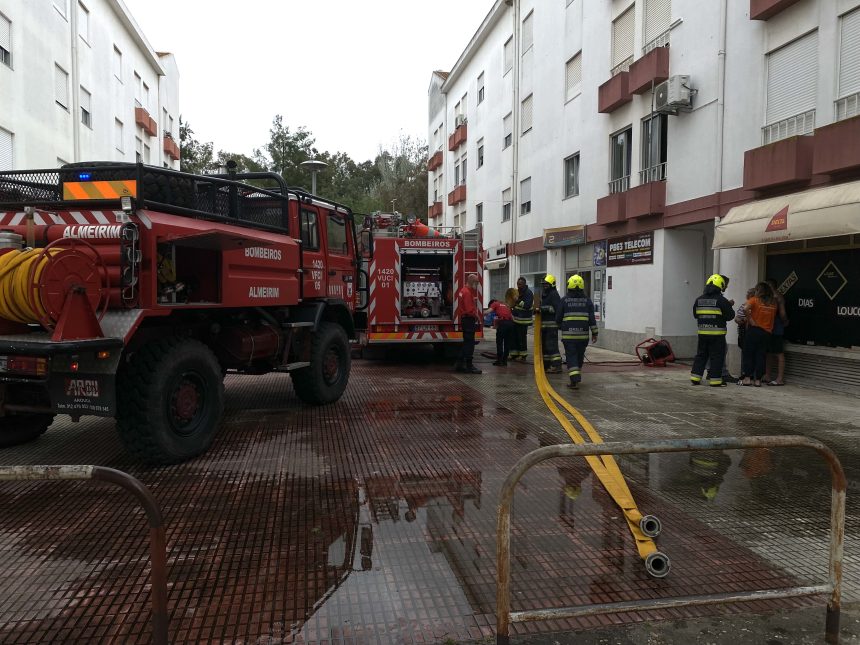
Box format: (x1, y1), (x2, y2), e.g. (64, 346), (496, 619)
(134, 106), (150, 130)
(627, 169), (667, 219)
(447, 184), (466, 206)
(427, 150), (443, 172)
(598, 68), (632, 114)
(812, 115), (860, 176)
(743, 135), (814, 191)
(628, 46), (670, 95)
(163, 136), (180, 161)
(596, 190), (627, 225)
(750, 0), (803, 20)
(427, 201), (443, 219)
(448, 124), (467, 151)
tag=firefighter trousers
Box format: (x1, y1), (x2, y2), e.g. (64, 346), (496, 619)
(511, 323), (530, 359)
(541, 326), (562, 369)
(562, 340), (588, 383)
(691, 335), (727, 385)
(495, 319), (514, 362)
(459, 316), (478, 364)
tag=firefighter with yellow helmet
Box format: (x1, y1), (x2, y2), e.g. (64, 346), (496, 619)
(538, 274), (563, 372)
(690, 274), (735, 386)
(556, 274), (598, 389)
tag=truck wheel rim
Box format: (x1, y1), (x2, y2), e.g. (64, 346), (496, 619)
(169, 372), (205, 434)
(323, 347), (341, 385)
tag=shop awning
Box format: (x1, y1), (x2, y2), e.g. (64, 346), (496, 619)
(713, 181), (860, 249)
(485, 259), (508, 270)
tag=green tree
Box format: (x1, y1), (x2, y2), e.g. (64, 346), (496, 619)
(373, 135), (429, 221)
(178, 118), (213, 174)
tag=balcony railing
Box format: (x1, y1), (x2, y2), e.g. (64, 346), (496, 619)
(643, 29), (671, 55)
(639, 162), (668, 184)
(609, 175), (631, 194)
(610, 56), (633, 77)
(762, 109), (815, 145)
(835, 92), (860, 122)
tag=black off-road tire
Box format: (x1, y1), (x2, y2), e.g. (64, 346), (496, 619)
(60, 161), (195, 209)
(0, 414), (53, 448)
(291, 322), (351, 405)
(116, 338), (224, 465)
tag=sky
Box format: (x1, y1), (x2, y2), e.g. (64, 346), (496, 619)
(123, 0), (496, 163)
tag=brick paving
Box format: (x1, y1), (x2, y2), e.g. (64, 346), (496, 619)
(0, 345), (857, 643)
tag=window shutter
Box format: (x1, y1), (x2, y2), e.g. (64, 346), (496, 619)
(55, 65), (68, 107)
(504, 38), (513, 72)
(0, 128), (12, 171)
(644, 0), (671, 45)
(80, 87), (91, 112)
(840, 8), (860, 98)
(766, 31), (818, 124)
(504, 112), (512, 135)
(0, 14), (10, 52)
(521, 178), (531, 204)
(113, 46), (121, 78)
(115, 119), (123, 151)
(565, 53), (582, 100)
(521, 94), (533, 132)
(612, 6), (635, 68)
(522, 11), (534, 51)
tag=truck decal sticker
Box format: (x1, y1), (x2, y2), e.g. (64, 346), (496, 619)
(248, 287), (280, 298)
(63, 225), (123, 239)
(244, 247), (282, 261)
(65, 378), (100, 398)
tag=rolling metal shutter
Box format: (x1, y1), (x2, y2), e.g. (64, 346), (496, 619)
(644, 0), (671, 45)
(612, 6), (635, 68)
(0, 128), (12, 170)
(840, 7), (860, 98)
(566, 54), (582, 100)
(521, 94), (533, 132)
(766, 31), (818, 125)
(55, 65), (68, 108)
(784, 351), (860, 396)
(522, 11), (533, 51)
(0, 14), (10, 54)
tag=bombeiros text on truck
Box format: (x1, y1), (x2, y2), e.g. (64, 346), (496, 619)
(0, 161), (359, 464)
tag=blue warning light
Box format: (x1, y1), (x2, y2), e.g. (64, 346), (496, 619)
(77, 172), (92, 181)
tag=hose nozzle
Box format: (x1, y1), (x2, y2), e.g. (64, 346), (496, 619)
(639, 515), (662, 538)
(645, 551), (671, 578)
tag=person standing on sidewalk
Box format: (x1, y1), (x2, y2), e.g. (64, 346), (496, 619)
(510, 276), (534, 363)
(764, 278), (789, 386)
(454, 273), (482, 374)
(557, 275), (598, 389)
(538, 275), (563, 373)
(741, 282), (778, 387)
(690, 274), (735, 387)
(488, 297), (514, 366)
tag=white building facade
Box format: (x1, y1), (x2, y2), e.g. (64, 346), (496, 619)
(0, 0), (180, 171)
(429, 0), (860, 388)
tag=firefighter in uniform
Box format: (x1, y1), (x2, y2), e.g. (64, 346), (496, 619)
(556, 275), (598, 389)
(538, 274), (563, 372)
(690, 274), (735, 386)
(510, 276), (534, 362)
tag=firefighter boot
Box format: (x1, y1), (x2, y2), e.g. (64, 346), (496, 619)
(454, 361), (468, 373)
(465, 360), (482, 374)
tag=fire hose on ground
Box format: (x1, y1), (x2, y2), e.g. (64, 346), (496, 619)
(532, 311), (670, 578)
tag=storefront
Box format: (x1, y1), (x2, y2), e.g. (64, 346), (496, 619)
(485, 243), (509, 303)
(714, 181), (860, 393)
(517, 250), (547, 292)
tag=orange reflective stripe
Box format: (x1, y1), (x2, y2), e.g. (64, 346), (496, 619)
(62, 180), (137, 200)
(63, 182), (89, 200)
(93, 181), (120, 198)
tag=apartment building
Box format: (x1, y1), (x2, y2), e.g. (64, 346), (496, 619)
(429, 0), (860, 389)
(0, 0), (180, 171)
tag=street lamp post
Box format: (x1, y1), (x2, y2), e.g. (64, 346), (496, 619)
(300, 159), (328, 195)
(391, 199), (397, 213)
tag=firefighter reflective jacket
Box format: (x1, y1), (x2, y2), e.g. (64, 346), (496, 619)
(693, 285), (735, 335)
(556, 289), (598, 340)
(512, 286), (534, 326)
(539, 286), (561, 328)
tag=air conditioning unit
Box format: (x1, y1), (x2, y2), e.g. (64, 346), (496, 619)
(655, 75), (692, 114)
(455, 114), (467, 127)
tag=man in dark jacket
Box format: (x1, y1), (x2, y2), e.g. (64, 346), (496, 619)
(556, 274), (598, 389)
(691, 274), (735, 387)
(538, 274), (563, 372)
(510, 276), (533, 362)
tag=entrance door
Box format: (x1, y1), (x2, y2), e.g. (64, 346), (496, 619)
(324, 209), (356, 307)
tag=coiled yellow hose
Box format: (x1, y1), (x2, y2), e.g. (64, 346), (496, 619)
(0, 249), (50, 324)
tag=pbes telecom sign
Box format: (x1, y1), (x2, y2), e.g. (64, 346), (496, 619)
(607, 232), (654, 267)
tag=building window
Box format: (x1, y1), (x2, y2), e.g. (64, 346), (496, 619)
(836, 7), (860, 121)
(115, 119), (124, 153)
(113, 46), (122, 81)
(454, 161), (460, 186)
(503, 112), (512, 148)
(611, 5), (635, 74)
(476, 203), (483, 225)
(502, 188), (512, 222)
(0, 127), (12, 171)
(54, 0), (68, 19)
(764, 31), (818, 144)
(0, 13), (11, 69)
(610, 127), (632, 193)
(143, 82), (150, 113)
(522, 11), (534, 53)
(133, 71), (142, 107)
(55, 64), (69, 110)
(135, 136), (143, 162)
(520, 177), (532, 215)
(643, 0), (672, 52)
(564, 154), (580, 198)
(504, 37), (513, 75)
(78, 2), (89, 43)
(143, 143), (150, 164)
(641, 113), (668, 182)
(461, 153), (467, 184)
(80, 86), (92, 128)
(477, 139), (484, 168)
(169, 114), (174, 135)
(477, 72), (485, 104)
(565, 53), (582, 101)
(432, 176), (439, 202)
(521, 94), (533, 133)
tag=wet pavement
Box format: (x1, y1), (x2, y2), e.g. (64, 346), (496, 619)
(0, 341), (859, 643)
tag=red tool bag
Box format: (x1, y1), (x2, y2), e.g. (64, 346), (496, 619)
(635, 338), (675, 367)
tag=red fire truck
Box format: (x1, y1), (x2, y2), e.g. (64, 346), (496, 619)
(0, 162), (358, 464)
(354, 212), (483, 348)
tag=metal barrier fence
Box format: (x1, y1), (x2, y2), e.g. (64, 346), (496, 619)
(0, 465), (168, 645)
(496, 436), (845, 645)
